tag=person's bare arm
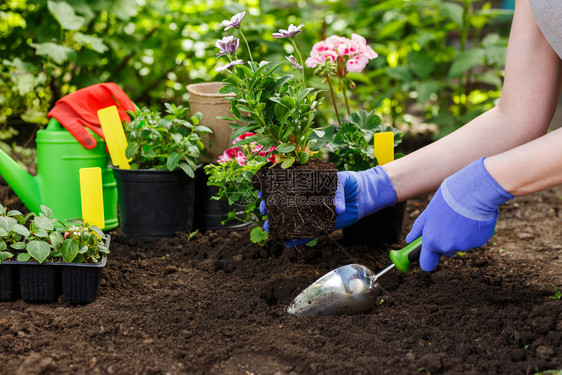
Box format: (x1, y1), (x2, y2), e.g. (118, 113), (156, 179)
(383, 0), (562, 202)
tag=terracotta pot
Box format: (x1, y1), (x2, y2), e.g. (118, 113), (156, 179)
(186, 82), (236, 163)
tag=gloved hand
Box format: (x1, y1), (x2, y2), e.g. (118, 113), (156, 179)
(260, 165), (397, 246)
(48, 83), (135, 149)
(405, 157), (513, 271)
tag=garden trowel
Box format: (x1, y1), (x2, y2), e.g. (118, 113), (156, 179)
(287, 236), (422, 316)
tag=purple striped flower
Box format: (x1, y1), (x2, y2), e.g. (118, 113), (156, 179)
(285, 55), (303, 70)
(219, 11), (247, 31)
(272, 24), (305, 39)
(215, 36), (239, 57)
(215, 59), (244, 72)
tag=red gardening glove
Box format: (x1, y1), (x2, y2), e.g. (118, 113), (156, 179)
(48, 83), (135, 149)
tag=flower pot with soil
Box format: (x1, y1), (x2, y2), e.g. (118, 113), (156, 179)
(0, 204), (110, 303)
(114, 104), (212, 241)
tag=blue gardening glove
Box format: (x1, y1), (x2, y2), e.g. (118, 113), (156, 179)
(405, 157), (513, 272)
(260, 165), (397, 246)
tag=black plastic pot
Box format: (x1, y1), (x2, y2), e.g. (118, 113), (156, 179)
(60, 257), (107, 303)
(0, 263), (18, 301)
(18, 264), (60, 302)
(193, 166), (250, 232)
(342, 201), (408, 246)
(112, 168), (196, 241)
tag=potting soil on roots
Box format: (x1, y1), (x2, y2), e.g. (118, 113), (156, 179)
(252, 158), (337, 243)
(0, 179), (560, 374)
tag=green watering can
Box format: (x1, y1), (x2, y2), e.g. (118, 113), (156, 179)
(0, 118), (118, 230)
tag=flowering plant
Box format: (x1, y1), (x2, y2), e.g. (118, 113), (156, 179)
(306, 34), (378, 125)
(215, 11), (322, 169)
(204, 132), (276, 230)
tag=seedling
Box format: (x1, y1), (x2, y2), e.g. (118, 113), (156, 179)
(124, 104), (212, 178)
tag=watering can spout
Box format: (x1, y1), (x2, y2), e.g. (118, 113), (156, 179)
(0, 147), (43, 211)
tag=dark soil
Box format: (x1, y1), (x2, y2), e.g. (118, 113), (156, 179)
(252, 158), (337, 243)
(0, 179), (560, 374)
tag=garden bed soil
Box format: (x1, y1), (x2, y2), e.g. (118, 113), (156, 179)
(0, 179), (560, 374)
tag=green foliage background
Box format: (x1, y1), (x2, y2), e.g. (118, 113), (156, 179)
(0, 0), (512, 148)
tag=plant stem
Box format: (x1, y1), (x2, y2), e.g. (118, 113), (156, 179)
(239, 28), (254, 63)
(340, 77), (351, 117)
(291, 39), (306, 87)
(326, 75), (341, 126)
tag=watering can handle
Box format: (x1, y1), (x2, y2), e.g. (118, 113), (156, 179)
(388, 236), (422, 273)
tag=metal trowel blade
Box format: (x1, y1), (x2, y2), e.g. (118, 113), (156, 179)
(287, 264), (377, 316)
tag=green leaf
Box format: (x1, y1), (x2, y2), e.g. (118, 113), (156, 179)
(250, 226), (268, 244)
(407, 51), (435, 80)
(17, 253), (31, 262)
(0, 240), (5, 251)
(31, 42), (76, 64)
(48, 1), (85, 30)
(34, 215), (54, 231)
(27, 240), (51, 263)
(298, 152), (309, 165)
(90, 226), (106, 240)
(41, 205), (53, 218)
(12, 224), (30, 237)
(276, 143), (295, 153)
(50, 231), (63, 250)
(11, 242), (26, 250)
(0, 251), (14, 263)
(61, 238), (79, 263)
(73, 32), (108, 53)
(448, 49), (485, 78)
(415, 81), (440, 104)
(439, 2), (464, 26)
(281, 156), (295, 169)
(177, 163), (195, 178)
(0, 228), (7, 237)
(167, 152), (182, 171)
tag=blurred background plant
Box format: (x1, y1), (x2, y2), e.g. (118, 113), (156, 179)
(0, 0), (512, 159)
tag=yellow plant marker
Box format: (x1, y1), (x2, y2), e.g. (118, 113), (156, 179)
(98, 105), (130, 169)
(79, 167), (105, 229)
(374, 132), (395, 165)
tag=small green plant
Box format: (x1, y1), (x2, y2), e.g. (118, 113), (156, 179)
(0, 204), (108, 264)
(204, 132), (275, 242)
(548, 287), (561, 301)
(124, 104), (212, 178)
(216, 11), (324, 169)
(312, 109), (403, 172)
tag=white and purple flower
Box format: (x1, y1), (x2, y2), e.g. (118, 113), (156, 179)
(219, 11), (247, 31)
(215, 35), (239, 57)
(215, 59), (244, 72)
(272, 23), (305, 39)
(285, 55), (303, 70)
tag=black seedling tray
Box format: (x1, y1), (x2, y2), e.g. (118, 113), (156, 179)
(0, 236), (109, 304)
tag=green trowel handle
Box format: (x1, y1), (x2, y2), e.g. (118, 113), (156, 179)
(389, 236), (422, 273)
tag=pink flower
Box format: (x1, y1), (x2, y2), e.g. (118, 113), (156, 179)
(325, 35), (347, 49)
(306, 41), (339, 68)
(218, 147), (246, 165)
(346, 56), (369, 73)
(233, 132), (255, 144)
(258, 146), (276, 158)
